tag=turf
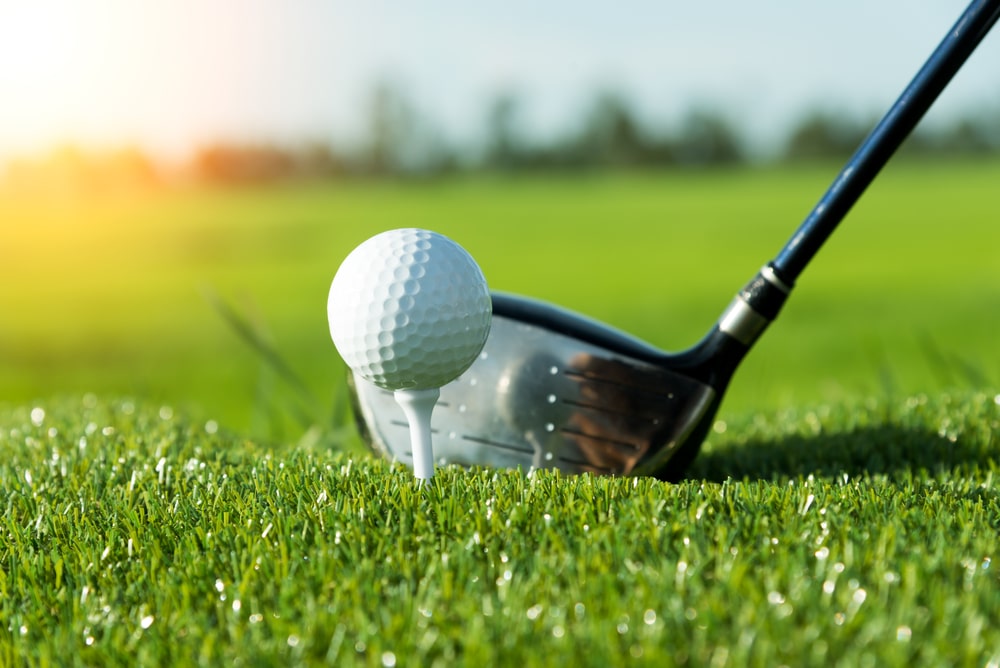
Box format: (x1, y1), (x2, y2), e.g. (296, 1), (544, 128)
(3, 391), (998, 666)
(2, 160), (999, 442)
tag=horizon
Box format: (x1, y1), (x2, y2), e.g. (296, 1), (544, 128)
(2, 1), (998, 165)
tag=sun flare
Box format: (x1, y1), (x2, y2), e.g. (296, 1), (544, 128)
(0, 4), (89, 148)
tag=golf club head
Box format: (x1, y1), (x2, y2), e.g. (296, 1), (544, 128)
(348, 269), (788, 479)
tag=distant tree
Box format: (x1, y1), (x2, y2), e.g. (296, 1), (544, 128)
(932, 114), (1000, 155)
(484, 92), (525, 169)
(365, 81), (412, 175)
(783, 111), (867, 161)
(297, 142), (344, 178)
(576, 91), (648, 167)
(362, 80), (459, 176)
(673, 108), (744, 165)
(193, 144), (297, 183)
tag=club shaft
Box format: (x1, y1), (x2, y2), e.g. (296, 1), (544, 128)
(771, 0), (1000, 284)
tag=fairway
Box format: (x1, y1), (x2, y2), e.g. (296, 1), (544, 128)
(1, 160), (998, 443)
(2, 160), (999, 665)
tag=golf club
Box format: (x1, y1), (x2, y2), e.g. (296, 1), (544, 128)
(348, 0), (1000, 479)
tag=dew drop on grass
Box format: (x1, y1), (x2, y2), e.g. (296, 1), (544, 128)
(801, 494), (815, 514)
(30, 407), (45, 426)
(382, 651), (397, 667)
(140, 615), (154, 629)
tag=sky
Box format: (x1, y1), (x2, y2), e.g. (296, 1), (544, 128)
(1, 0), (998, 163)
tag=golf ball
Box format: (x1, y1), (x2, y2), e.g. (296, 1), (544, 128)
(328, 228), (492, 390)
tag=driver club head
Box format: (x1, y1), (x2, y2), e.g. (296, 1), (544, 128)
(349, 272), (789, 480)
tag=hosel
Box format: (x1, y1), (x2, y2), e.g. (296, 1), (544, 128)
(718, 264), (793, 348)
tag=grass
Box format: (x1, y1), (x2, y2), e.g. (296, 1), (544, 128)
(2, 391), (999, 666)
(1, 159), (998, 664)
(1, 159), (999, 442)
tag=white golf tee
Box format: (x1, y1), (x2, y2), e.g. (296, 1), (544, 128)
(393, 388), (441, 480)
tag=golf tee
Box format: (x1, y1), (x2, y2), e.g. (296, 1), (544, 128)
(393, 388), (441, 480)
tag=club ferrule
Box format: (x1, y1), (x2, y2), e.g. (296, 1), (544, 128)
(718, 265), (793, 346)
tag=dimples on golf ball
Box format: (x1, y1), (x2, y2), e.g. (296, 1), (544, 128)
(328, 228), (491, 390)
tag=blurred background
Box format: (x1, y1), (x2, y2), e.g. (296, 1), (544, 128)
(2, 0), (998, 448)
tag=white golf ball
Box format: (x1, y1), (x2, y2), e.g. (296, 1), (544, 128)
(328, 228), (492, 391)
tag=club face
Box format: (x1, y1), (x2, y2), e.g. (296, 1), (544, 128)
(348, 300), (719, 476)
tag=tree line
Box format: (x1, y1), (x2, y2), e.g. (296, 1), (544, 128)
(5, 83), (998, 189)
(193, 84), (1000, 184)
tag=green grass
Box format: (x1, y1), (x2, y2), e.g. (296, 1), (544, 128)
(2, 160), (998, 664)
(2, 159), (998, 442)
(3, 391), (999, 666)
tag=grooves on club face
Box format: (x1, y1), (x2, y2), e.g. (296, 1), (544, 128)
(348, 268), (789, 480)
